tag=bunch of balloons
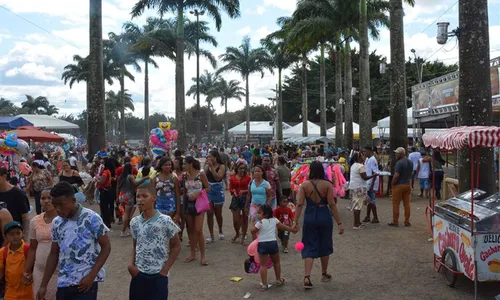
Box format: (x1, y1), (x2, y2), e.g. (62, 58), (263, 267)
(149, 122), (178, 156)
(246, 238), (273, 273)
(0, 132), (29, 156)
(290, 161), (347, 197)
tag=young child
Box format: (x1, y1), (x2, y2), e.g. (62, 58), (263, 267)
(250, 204), (296, 291)
(129, 183), (181, 300)
(0, 221), (33, 300)
(273, 196), (294, 253)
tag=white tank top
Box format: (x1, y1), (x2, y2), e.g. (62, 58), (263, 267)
(418, 158), (430, 179)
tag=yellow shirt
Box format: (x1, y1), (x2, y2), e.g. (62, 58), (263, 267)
(136, 168), (157, 179)
(339, 157), (349, 173)
(0, 242), (34, 300)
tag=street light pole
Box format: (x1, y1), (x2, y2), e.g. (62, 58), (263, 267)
(190, 9), (204, 144)
(411, 49), (423, 84)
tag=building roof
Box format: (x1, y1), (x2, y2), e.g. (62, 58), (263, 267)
(18, 114), (79, 130)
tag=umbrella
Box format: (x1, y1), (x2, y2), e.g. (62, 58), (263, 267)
(13, 126), (65, 143)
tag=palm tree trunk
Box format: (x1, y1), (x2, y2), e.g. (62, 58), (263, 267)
(245, 75), (250, 141)
(334, 48), (343, 147)
(302, 57), (308, 137)
(224, 97), (229, 144)
(120, 67), (126, 145)
(88, 0), (105, 160)
(319, 43), (327, 137)
(389, 0), (407, 172)
(458, 0), (494, 193)
(276, 67), (283, 145)
(207, 102), (212, 142)
(359, 0), (372, 148)
(176, 7), (187, 149)
(344, 35), (353, 150)
(144, 57), (150, 148)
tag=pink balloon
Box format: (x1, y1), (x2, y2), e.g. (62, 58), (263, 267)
(254, 252), (260, 264)
(164, 130), (172, 141)
(150, 135), (161, 146)
(295, 242), (304, 252)
(247, 238), (258, 257)
(19, 162), (32, 176)
(170, 130), (178, 141)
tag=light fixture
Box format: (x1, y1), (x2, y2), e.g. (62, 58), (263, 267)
(437, 22), (459, 45)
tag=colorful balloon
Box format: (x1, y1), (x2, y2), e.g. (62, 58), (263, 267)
(159, 122), (171, 131)
(4, 133), (18, 148)
(247, 238), (258, 257)
(19, 162), (32, 176)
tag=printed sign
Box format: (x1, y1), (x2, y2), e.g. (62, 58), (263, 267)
(413, 88), (430, 110)
(476, 233), (500, 281)
(433, 216), (475, 280)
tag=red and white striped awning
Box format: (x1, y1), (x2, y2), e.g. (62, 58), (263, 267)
(422, 126), (500, 150)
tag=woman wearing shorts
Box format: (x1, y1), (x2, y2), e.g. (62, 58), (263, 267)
(229, 162), (251, 244)
(118, 162), (148, 237)
(244, 165), (272, 240)
(205, 150), (226, 243)
(151, 157), (181, 221)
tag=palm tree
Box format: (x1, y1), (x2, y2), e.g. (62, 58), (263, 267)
(45, 105), (59, 116)
(328, 36), (344, 147)
(389, 0), (415, 171)
(88, 0), (105, 159)
(106, 32), (141, 145)
(105, 90), (135, 144)
(131, 0), (241, 149)
(123, 17), (174, 146)
(186, 70), (219, 142)
(0, 98), (18, 116)
(21, 95), (50, 115)
(218, 36), (272, 140)
(215, 78), (245, 144)
(262, 26), (298, 144)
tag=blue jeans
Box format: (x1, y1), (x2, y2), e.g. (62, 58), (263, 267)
(129, 272), (169, 300)
(56, 282), (98, 300)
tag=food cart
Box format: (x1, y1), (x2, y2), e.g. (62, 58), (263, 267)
(423, 126), (500, 299)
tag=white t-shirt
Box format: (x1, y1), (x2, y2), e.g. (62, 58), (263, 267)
(349, 163), (367, 190)
(69, 156), (78, 167)
(255, 218), (279, 242)
(365, 156), (379, 191)
(418, 158), (430, 179)
(409, 152), (422, 171)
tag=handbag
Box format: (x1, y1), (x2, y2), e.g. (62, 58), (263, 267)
(195, 190), (210, 213)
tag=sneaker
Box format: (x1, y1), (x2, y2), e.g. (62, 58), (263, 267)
(388, 222), (399, 227)
(353, 225), (365, 230)
(219, 234), (225, 240)
(362, 217), (370, 223)
(284, 248), (289, 253)
(120, 231), (130, 237)
(206, 237), (213, 244)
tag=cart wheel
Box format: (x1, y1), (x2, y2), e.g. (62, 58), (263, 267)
(442, 249), (458, 287)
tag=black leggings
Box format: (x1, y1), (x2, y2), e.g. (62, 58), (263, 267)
(34, 191), (42, 214)
(99, 189), (114, 228)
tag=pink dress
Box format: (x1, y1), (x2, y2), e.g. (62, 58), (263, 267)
(29, 213), (58, 300)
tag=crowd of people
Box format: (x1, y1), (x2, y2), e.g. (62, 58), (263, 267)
(0, 141), (448, 299)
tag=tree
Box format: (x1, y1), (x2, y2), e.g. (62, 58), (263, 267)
(124, 17), (174, 146)
(131, 0), (241, 149)
(21, 95), (50, 115)
(106, 90), (135, 143)
(0, 98), (19, 116)
(218, 36), (272, 140)
(458, 0), (493, 193)
(106, 32), (141, 145)
(186, 70), (219, 142)
(389, 0), (414, 171)
(215, 78), (245, 144)
(263, 20), (298, 145)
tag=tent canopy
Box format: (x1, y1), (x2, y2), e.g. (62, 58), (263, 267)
(422, 126), (500, 150)
(13, 126), (65, 142)
(18, 114), (79, 130)
(327, 122), (360, 137)
(376, 107), (413, 129)
(284, 136), (333, 145)
(284, 121), (323, 138)
(0, 117), (33, 129)
(228, 121), (290, 136)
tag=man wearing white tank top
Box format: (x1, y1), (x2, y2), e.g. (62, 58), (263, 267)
(416, 151), (431, 198)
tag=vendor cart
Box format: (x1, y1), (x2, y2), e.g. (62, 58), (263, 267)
(423, 126), (500, 299)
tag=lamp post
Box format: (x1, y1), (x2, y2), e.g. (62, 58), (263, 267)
(190, 9), (205, 143)
(410, 49), (423, 84)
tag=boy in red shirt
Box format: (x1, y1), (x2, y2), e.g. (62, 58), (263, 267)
(273, 196), (294, 253)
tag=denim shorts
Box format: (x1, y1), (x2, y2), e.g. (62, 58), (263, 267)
(257, 240), (279, 255)
(156, 195), (176, 214)
(419, 178), (430, 189)
(207, 182), (225, 206)
(367, 191), (376, 205)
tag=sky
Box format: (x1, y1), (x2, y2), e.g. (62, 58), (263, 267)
(1, 0), (500, 119)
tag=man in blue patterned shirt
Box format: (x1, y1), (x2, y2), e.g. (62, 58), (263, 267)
(129, 182), (181, 300)
(37, 181), (111, 300)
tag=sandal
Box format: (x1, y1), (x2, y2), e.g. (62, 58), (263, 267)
(260, 283), (269, 291)
(321, 273), (332, 282)
(200, 259), (208, 266)
(183, 257), (196, 263)
(362, 217), (370, 223)
(304, 275), (313, 289)
(231, 235), (240, 243)
(275, 278), (285, 287)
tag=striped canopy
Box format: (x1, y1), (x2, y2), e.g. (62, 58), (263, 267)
(422, 126), (500, 150)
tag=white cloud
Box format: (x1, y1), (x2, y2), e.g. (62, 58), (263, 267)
(24, 33), (47, 43)
(253, 26), (272, 41)
(256, 6), (266, 15)
(5, 62), (58, 81)
(237, 26), (252, 36)
(263, 0), (297, 12)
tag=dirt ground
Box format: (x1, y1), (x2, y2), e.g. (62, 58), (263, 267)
(30, 189), (500, 300)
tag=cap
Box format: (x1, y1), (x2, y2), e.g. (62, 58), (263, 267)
(4, 221), (22, 234)
(394, 147), (406, 155)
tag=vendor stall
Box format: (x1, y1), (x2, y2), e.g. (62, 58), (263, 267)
(423, 126), (500, 299)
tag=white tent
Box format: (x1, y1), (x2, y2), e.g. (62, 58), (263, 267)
(327, 122), (360, 137)
(283, 121), (322, 138)
(18, 114), (79, 130)
(376, 107), (413, 129)
(228, 121), (290, 136)
(52, 132), (78, 143)
(372, 126), (447, 139)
